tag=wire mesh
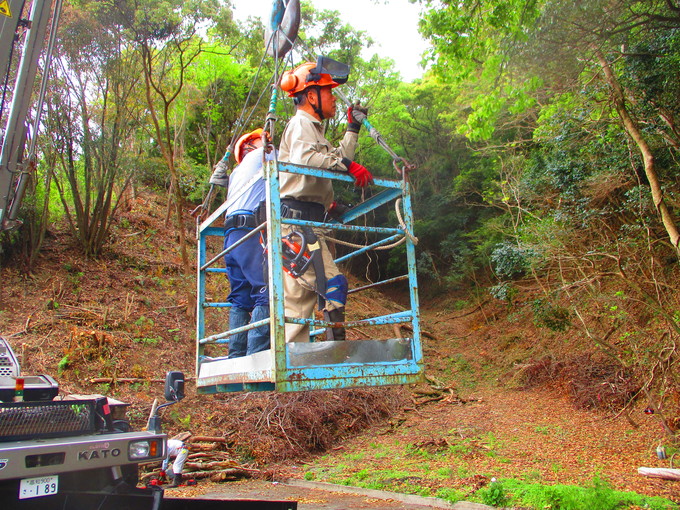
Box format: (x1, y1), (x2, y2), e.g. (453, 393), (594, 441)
(0, 400), (97, 441)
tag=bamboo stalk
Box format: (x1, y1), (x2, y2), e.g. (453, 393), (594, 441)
(190, 436), (227, 443)
(189, 468), (259, 480)
(146, 399), (158, 430)
(638, 467), (680, 481)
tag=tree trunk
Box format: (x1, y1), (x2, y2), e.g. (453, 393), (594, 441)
(140, 46), (190, 272)
(594, 48), (680, 252)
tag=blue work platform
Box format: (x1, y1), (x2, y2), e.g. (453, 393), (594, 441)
(195, 159), (423, 392)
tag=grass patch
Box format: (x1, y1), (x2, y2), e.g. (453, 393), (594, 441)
(485, 477), (677, 510)
(434, 487), (466, 503)
(447, 354), (478, 389)
(307, 453), (676, 510)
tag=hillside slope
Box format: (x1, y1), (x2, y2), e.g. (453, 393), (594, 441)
(0, 192), (677, 504)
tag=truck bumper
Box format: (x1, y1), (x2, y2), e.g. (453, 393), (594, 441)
(0, 431), (166, 480)
(0, 487), (298, 509)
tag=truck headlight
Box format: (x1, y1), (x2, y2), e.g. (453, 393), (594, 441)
(129, 439), (160, 460)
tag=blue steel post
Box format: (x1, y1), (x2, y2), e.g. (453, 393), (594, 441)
(195, 230), (207, 381)
(264, 158), (286, 389)
(401, 179), (423, 365)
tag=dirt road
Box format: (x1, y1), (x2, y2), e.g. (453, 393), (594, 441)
(186, 479), (494, 509)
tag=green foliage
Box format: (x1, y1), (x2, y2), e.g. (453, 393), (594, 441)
(184, 51), (260, 168)
(57, 355), (71, 375)
(2, 154), (64, 267)
(434, 487), (465, 503)
(95, 383), (111, 394)
(532, 298), (571, 332)
(490, 242), (536, 278)
(136, 157), (170, 190)
(420, 0), (542, 140)
(178, 414), (192, 428)
(168, 409), (191, 427)
(133, 337), (160, 346)
(479, 480), (509, 507)
(134, 316), (155, 328)
(416, 251), (440, 285)
(622, 28), (680, 147)
(502, 476), (677, 510)
(178, 160), (211, 203)
(489, 282), (518, 304)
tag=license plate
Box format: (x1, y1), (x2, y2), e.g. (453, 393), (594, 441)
(19, 475), (59, 499)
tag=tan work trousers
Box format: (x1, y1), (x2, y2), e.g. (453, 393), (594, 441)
(282, 224), (342, 343)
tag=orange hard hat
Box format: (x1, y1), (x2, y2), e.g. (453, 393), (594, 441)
(280, 61), (341, 97)
(234, 129), (265, 163)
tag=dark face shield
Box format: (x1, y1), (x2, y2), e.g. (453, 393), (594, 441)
(310, 56), (350, 84)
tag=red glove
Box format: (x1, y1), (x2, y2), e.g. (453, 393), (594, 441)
(343, 159), (373, 187)
(159, 470), (166, 480)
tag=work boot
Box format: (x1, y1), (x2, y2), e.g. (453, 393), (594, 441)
(247, 305), (271, 355)
(227, 306), (250, 358)
(324, 307), (346, 341)
(169, 473), (182, 488)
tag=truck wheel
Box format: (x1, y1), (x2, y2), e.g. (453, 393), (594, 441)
(112, 419), (132, 432)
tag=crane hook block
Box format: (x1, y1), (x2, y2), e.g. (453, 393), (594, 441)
(264, 0), (300, 59)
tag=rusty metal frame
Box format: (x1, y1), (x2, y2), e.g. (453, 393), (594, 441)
(195, 158), (423, 393)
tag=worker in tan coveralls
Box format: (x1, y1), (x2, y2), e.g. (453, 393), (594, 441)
(278, 57), (372, 343)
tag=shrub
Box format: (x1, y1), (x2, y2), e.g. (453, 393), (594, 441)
(490, 242), (536, 278)
(532, 298), (571, 331)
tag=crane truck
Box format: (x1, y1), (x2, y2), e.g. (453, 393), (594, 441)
(0, 339), (171, 509)
(0, 339), (296, 509)
(1, 1), (296, 508)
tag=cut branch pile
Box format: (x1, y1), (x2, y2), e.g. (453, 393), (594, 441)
(412, 375), (479, 406)
(207, 388), (408, 464)
(141, 433), (259, 483)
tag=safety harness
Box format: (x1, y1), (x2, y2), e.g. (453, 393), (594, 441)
(258, 198), (329, 310)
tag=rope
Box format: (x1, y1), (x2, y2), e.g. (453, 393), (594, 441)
(324, 198), (418, 250)
(220, 10), (299, 167)
(395, 198), (419, 245)
(221, 51), (277, 163)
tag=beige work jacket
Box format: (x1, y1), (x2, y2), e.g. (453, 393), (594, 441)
(278, 110), (358, 209)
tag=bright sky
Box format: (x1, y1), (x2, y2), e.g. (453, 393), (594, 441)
(230, 0), (431, 82)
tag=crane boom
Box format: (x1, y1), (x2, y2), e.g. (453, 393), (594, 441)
(0, 0), (56, 231)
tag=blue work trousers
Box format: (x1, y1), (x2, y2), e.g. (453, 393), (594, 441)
(224, 228), (270, 356)
(224, 228), (268, 309)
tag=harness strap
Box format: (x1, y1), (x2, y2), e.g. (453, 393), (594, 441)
(224, 213), (257, 230)
(280, 198), (325, 222)
(280, 199), (328, 310)
(301, 225), (326, 310)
